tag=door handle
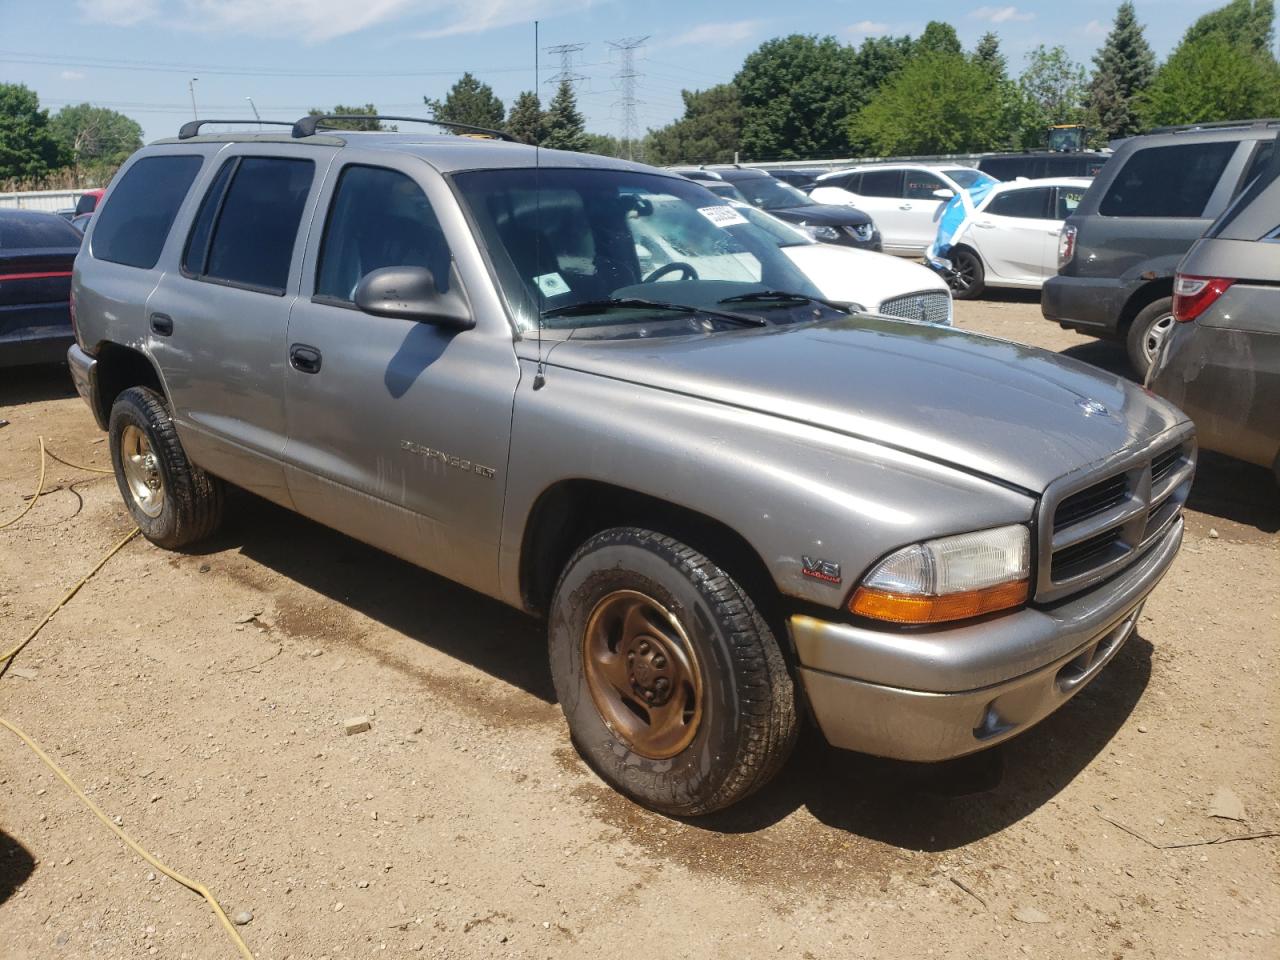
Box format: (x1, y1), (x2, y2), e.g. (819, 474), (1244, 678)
(898, 204), (913, 210)
(149, 313), (174, 336)
(289, 343), (322, 374)
(974, 221), (995, 229)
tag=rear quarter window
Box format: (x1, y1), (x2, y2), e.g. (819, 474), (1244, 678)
(1099, 141), (1236, 218)
(91, 155), (203, 269)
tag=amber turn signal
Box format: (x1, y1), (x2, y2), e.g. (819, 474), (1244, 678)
(850, 579), (1030, 625)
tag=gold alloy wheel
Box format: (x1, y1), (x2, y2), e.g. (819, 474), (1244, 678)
(119, 424), (165, 518)
(582, 589), (704, 760)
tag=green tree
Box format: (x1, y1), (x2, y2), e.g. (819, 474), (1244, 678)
(973, 32), (1007, 78)
(0, 84), (67, 183)
(850, 51), (1009, 155)
(582, 132), (621, 157)
(1183, 0), (1275, 54)
(644, 83), (742, 164)
(735, 35), (859, 160)
(306, 104), (389, 131)
(851, 33), (915, 91)
(1138, 30), (1280, 126)
(49, 103), (142, 185)
(425, 72), (505, 132)
(1018, 45), (1089, 147)
(915, 21), (963, 56)
(505, 90), (543, 144)
(1087, 2), (1156, 141)
(541, 80), (588, 152)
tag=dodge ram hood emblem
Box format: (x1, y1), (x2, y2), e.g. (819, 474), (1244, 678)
(1076, 398), (1110, 418)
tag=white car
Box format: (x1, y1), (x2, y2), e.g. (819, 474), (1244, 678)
(809, 164), (996, 256)
(936, 178), (1092, 299)
(735, 203), (952, 325)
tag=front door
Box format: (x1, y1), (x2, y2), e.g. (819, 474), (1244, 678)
(282, 156), (520, 598)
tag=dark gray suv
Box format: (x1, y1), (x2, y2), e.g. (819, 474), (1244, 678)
(1042, 119), (1277, 376)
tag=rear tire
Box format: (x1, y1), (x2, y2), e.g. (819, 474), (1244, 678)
(549, 527), (797, 816)
(948, 248), (986, 300)
(108, 386), (224, 548)
(1125, 296), (1175, 379)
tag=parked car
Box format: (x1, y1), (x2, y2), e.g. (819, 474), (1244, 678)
(0, 208), (82, 367)
(766, 168), (829, 191)
(70, 213), (94, 233)
(809, 164), (997, 255)
(1149, 147), (1280, 480)
(931, 178), (1092, 299)
(669, 168), (748, 203)
(75, 188), (106, 216)
(70, 121), (1193, 815)
(711, 167), (881, 250)
(1042, 119), (1277, 376)
(727, 201), (952, 323)
(978, 152), (1109, 181)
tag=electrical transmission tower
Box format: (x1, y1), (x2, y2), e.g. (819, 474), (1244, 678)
(544, 42), (587, 89)
(608, 36), (648, 161)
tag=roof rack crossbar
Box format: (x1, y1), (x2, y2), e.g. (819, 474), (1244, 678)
(178, 119), (296, 140)
(291, 114), (516, 141)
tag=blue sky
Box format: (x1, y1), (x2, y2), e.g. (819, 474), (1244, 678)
(2, 0), (1232, 144)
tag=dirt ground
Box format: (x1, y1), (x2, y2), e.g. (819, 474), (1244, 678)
(1, 294), (1277, 960)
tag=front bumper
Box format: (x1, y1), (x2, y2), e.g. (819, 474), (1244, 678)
(792, 518), (1182, 762)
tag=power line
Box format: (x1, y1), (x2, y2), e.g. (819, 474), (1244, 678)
(607, 36), (648, 161)
(542, 42), (587, 90)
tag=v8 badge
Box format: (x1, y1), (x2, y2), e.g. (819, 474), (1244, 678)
(801, 556), (842, 585)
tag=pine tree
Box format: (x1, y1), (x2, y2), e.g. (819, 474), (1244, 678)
(424, 72), (505, 132)
(1183, 0), (1275, 54)
(973, 32), (1007, 77)
(1087, 2), (1156, 141)
(541, 80), (588, 152)
(505, 91), (544, 145)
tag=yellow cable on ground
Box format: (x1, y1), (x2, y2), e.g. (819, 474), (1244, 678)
(1, 441), (255, 958)
(0, 717), (255, 960)
(0, 526), (139, 667)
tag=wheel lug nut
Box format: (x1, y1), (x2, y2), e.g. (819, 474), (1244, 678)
(638, 641), (650, 655)
(644, 691), (654, 701)
(652, 656), (666, 668)
(655, 677), (669, 690)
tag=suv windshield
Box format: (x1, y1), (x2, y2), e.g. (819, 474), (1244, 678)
(945, 168), (996, 190)
(454, 168), (825, 334)
(730, 176), (813, 210)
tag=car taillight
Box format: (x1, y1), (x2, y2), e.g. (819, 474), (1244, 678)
(1057, 225), (1077, 269)
(1173, 274), (1235, 322)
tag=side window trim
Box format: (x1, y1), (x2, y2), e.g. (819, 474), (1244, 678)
(1202, 140), (1253, 219)
(182, 157), (239, 279)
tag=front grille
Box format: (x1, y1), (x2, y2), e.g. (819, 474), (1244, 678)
(1036, 436), (1194, 602)
(878, 290), (951, 326)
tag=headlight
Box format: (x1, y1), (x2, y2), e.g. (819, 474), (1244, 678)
(846, 223), (875, 242)
(802, 224), (841, 241)
(850, 524), (1030, 624)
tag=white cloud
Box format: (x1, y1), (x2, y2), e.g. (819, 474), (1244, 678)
(80, 0), (595, 43)
(77, 0), (161, 26)
(970, 6), (1034, 24)
(847, 20), (889, 37)
(666, 20), (765, 48)
(60, 70), (87, 80)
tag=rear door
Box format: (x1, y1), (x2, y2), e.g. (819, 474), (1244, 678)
(848, 169), (907, 249)
(145, 145), (329, 507)
(971, 186), (1056, 284)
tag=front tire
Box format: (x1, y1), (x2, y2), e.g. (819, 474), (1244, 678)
(1125, 296), (1175, 379)
(549, 527), (797, 816)
(947, 248), (986, 300)
(108, 386), (224, 548)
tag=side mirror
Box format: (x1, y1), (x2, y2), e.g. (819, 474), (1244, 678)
(354, 266), (474, 331)
(932, 188), (955, 200)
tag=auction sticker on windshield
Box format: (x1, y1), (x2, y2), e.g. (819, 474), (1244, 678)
(699, 205), (749, 228)
(534, 272), (572, 298)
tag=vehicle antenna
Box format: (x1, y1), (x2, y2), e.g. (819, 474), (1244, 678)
(532, 20), (546, 391)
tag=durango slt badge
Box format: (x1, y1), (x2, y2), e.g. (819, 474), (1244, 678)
(401, 440), (496, 479)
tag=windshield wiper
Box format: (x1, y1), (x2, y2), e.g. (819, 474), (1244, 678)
(718, 290), (849, 312)
(540, 297), (766, 326)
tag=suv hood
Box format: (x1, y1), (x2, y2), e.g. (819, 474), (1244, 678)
(545, 317), (1185, 493)
(769, 204), (873, 227)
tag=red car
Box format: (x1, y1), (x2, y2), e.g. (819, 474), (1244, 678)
(74, 188), (105, 216)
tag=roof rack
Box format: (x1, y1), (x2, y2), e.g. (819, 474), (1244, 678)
(178, 119), (296, 139)
(290, 114), (515, 142)
(1149, 118), (1280, 135)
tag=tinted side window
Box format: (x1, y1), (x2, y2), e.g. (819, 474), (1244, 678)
(859, 169), (902, 197)
(1240, 139), (1275, 191)
(1099, 141), (1237, 218)
(315, 165), (452, 303)
(904, 171), (948, 200)
(74, 193), (97, 215)
(987, 188), (1051, 219)
(91, 155), (203, 269)
(193, 157), (313, 294)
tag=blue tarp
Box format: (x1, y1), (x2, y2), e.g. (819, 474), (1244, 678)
(927, 180), (997, 268)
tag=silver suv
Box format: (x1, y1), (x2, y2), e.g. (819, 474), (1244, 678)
(69, 118), (1194, 814)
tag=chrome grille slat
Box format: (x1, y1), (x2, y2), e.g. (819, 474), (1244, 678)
(878, 290), (951, 326)
(1036, 433), (1195, 602)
